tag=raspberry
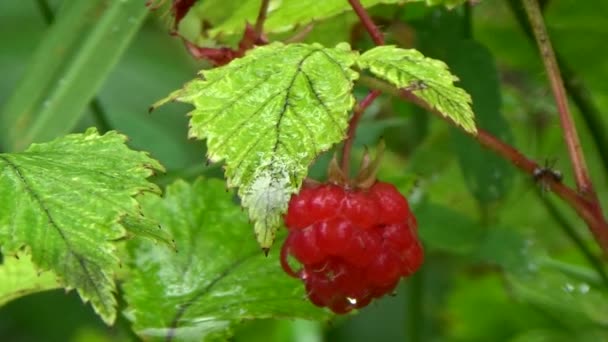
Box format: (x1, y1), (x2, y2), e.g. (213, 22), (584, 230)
(280, 181), (423, 314)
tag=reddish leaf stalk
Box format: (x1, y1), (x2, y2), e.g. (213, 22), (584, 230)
(341, 90), (382, 176)
(347, 0), (385, 45)
(523, 0), (594, 197)
(348, 1), (608, 254)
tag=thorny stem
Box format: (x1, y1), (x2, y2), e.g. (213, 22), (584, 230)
(361, 75), (608, 254)
(254, 0), (271, 36)
(340, 90), (382, 176)
(523, 0), (593, 197)
(349, 1), (608, 255)
(506, 0), (608, 182)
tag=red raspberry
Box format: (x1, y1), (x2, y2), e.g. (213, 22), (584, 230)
(280, 181), (423, 314)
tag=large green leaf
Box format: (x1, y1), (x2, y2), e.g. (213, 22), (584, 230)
(508, 262), (608, 329)
(0, 128), (164, 324)
(122, 178), (329, 342)
(0, 0), (148, 152)
(154, 42), (357, 249)
(0, 252), (60, 306)
(356, 45), (476, 133)
(448, 41), (514, 205)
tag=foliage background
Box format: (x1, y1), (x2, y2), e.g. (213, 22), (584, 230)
(1, 0), (608, 341)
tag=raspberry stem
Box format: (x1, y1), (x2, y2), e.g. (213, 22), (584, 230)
(347, 0), (608, 256)
(340, 90), (382, 177)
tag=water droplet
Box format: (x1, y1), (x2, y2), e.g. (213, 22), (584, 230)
(563, 283), (574, 292)
(347, 297), (357, 305)
(579, 283), (590, 294)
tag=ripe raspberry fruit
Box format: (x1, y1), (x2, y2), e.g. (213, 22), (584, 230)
(281, 180), (423, 314)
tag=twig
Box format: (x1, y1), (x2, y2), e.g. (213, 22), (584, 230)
(506, 0), (608, 181)
(33, 0), (111, 134)
(254, 0), (270, 36)
(283, 23), (315, 44)
(522, 0), (592, 197)
(340, 0), (385, 176)
(340, 90), (381, 176)
(347, 0), (385, 45)
(358, 75), (608, 254)
(347, 0), (608, 255)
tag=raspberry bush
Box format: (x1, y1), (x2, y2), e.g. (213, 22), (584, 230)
(2, 0), (608, 341)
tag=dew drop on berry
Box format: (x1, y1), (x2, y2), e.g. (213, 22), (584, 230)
(328, 297), (353, 314)
(354, 295), (372, 309)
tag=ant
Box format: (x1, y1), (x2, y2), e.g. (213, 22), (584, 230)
(533, 159), (563, 192)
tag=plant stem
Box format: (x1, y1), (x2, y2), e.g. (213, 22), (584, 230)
(506, 0), (608, 182)
(348, 0), (608, 255)
(522, 0), (592, 197)
(33, 0), (111, 134)
(359, 75), (608, 254)
(348, 0), (385, 45)
(340, 90), (382, 176)
(254, 0), (270, 36)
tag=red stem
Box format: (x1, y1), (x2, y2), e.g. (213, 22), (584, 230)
(341, 90), (382, 175)
(348, 1), (608, 254)
(523, 0), (594, 197)
(347, 0), (385, 45)
(399, 90), (608, 253)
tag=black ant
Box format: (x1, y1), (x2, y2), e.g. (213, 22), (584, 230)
(533, 159), (562, 191)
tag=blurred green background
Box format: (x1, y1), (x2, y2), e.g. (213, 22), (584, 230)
(1, 0), (608, 341)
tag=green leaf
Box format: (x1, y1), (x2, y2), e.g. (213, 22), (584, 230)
(156, 42), (357, 249)
(356, 45), (476, 133)
(448, 40), (514, 205)
(0, 0), (148, 152)
(122, 178), (329, 342)
(508, 264), (608, 329)
(0, 128), (164, 324)
(0, 252), (60, 306)
(186, 0), (464, 41)
(416, 202), (483, 255)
